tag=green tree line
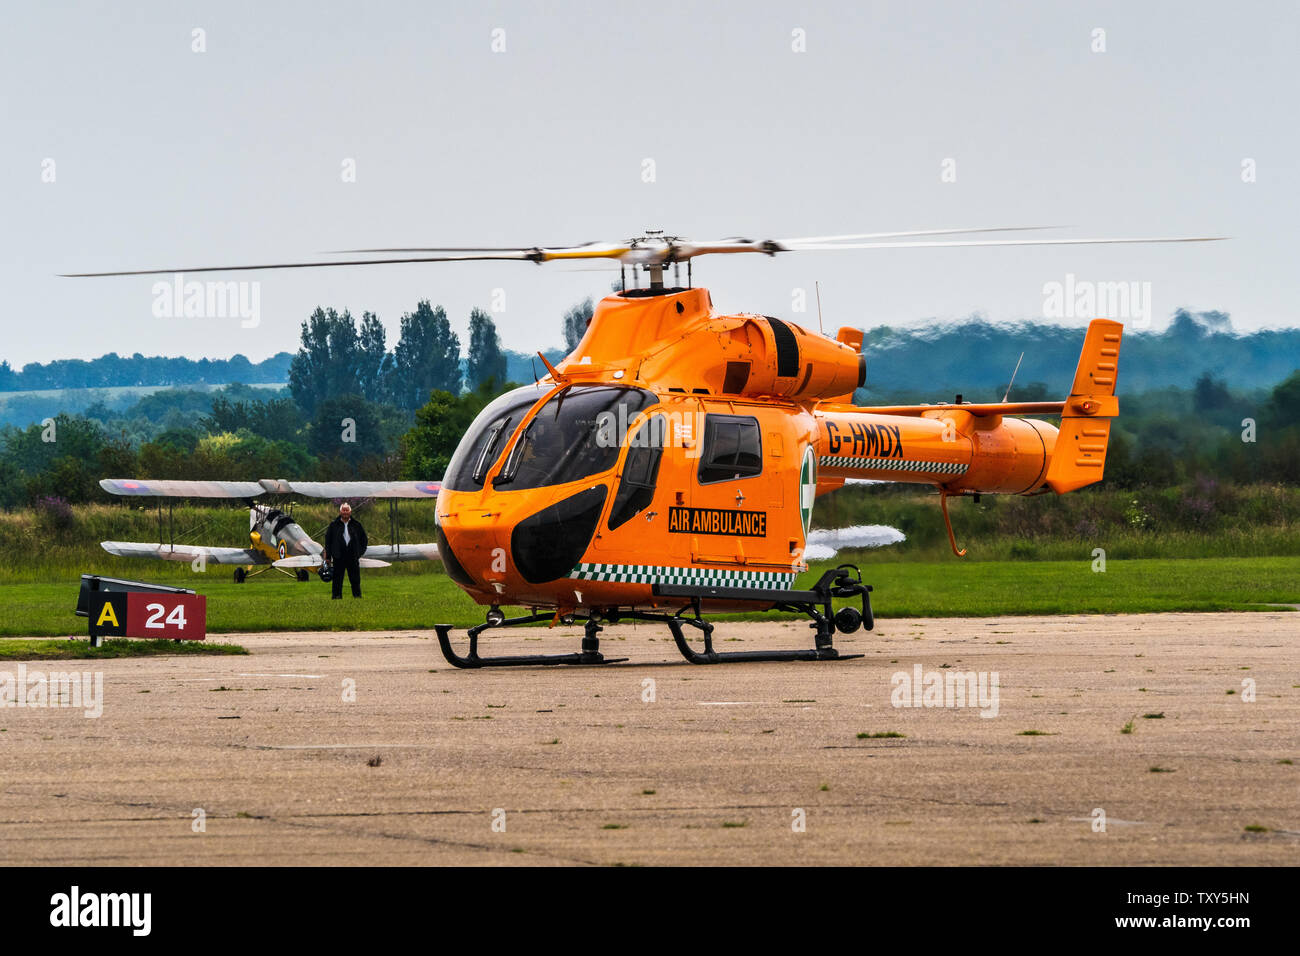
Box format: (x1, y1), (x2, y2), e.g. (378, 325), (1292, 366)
(0, 352), (292, 391)
(2, 368), (1296, 511)
(2, 294), (1298, 510)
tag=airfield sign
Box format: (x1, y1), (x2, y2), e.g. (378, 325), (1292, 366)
(88, 591), (207, 644)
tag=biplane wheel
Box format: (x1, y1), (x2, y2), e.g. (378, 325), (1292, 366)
(233, 567), (246, 583)
(296, 569), (310, 582)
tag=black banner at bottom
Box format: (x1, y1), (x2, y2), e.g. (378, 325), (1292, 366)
(2, 866), (1281, 941)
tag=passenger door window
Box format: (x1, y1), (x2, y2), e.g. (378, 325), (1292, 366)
(698, 415), (762, 484)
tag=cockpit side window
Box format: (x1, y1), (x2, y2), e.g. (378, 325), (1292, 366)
(494, 386), (657, 490)
(442, 385), (548, 491)
(697, 414), (762, 483)
(608, 414), (666, 531)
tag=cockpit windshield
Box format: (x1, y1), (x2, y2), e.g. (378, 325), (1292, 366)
(442, 385), (549, 491)
(494, 385), (657, 490)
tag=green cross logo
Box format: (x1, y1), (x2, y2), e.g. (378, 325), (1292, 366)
(799, 446), (816, 537)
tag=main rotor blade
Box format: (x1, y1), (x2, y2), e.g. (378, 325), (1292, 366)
(332, 229), (1059, 253)
(327, 243), (595, 253)
(777, 225), (1066, 244)
(63, 231), (1228, 277)
(61, 251), (542, 277)
(790, 236), (1228, 251)
(62, 245), (634, 277)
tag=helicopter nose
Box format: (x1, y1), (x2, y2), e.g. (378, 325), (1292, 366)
(433, 518), (483, 591)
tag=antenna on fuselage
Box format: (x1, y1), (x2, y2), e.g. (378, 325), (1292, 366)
(1001, 351), (1026, 402)
(815, 280), (824, 335)
(537, 351), (569, 385)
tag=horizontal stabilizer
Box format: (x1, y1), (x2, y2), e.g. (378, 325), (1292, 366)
(864, 401), (1066, 418)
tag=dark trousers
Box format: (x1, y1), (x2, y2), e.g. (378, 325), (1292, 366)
(331, 559), (361, 598)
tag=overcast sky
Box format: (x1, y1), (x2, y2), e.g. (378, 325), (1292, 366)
(2, 0), (1296, 368)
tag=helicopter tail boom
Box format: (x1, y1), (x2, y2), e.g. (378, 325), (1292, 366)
(815, 318), (1123, 496)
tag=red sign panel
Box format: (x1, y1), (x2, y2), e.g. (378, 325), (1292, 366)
(125, 591), (207, 640)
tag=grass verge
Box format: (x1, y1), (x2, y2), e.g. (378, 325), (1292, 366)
(0, 638), (248, 660)
(0, 555), (1295, 637)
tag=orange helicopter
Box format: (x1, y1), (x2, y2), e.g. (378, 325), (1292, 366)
(69, 226), (1224, 666)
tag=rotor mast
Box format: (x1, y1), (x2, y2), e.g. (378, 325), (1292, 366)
(635, 230), (670, 293)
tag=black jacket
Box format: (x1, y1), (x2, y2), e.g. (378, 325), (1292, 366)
(324, 516), (368, 563)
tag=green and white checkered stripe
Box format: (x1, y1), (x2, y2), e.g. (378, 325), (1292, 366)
(819, 456), (968, 475)
(570, 563), (797, 590)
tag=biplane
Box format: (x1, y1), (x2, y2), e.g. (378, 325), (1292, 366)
(97, 478), (440, 582)
(71, 225), (1224, 665)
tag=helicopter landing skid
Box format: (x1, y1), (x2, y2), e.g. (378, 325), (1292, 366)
(664, 616), (854, 664)
(652, 565), (873, 664)
(434, 614), (628, 669)
(433, 566), (873, 668)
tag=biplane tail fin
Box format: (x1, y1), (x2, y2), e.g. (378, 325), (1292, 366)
(1043, 318), (1124, 494)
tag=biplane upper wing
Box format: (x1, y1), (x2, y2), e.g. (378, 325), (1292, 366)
(100, 478), (441, 499)
(283, 481), (441, 499)
(100, 541), (269, 564)
(100, 478), (270, 498)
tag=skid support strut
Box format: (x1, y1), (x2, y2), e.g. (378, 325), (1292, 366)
(655, 565), (872, 664)
(435, 612), (628, 669)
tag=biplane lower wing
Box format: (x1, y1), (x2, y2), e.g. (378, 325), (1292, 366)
(271, 555), (394, 569)
(272, 543), (441, 568)
(101, 541), (268, 565)
(363, 543), (440, 562)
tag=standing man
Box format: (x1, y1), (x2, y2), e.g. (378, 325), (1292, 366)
(324, 502), (368, 599)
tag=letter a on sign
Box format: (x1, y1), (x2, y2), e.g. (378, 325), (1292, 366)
(89, 594), (127, 638)
(96, 602), (119, 628)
